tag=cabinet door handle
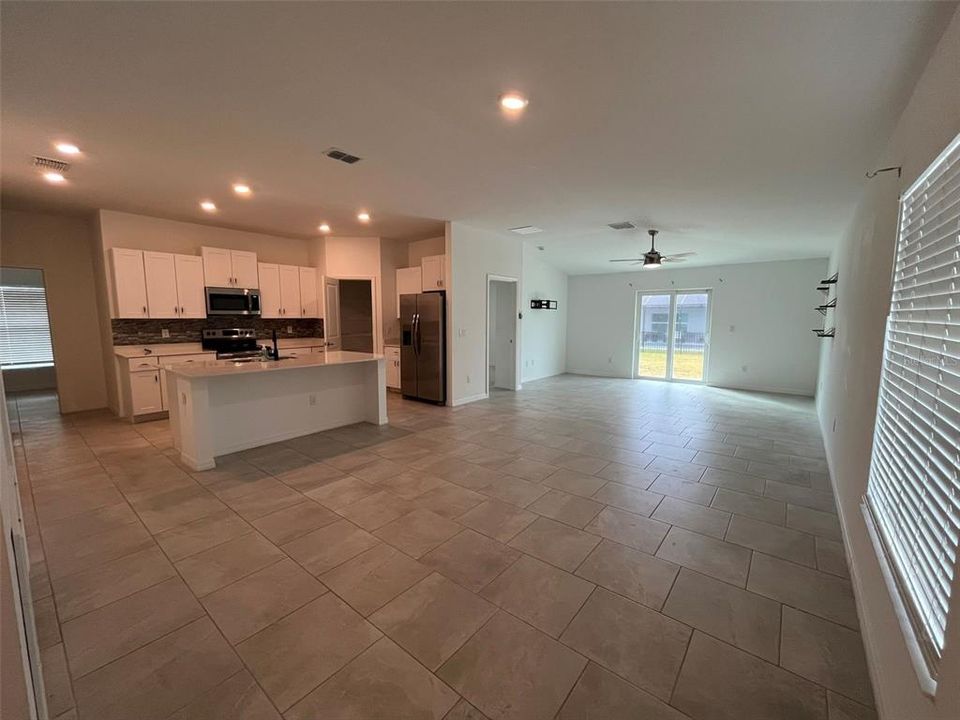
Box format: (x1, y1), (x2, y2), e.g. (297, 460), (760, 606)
(180, 306), (184, 314)
(154, 374), (158, 383)
(142, 305), (147, 314)
(175, 306), (179, 316)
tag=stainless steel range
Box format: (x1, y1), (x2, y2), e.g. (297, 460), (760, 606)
(201, 328), (262, 360)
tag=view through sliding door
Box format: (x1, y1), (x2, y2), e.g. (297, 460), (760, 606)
(636, 290), (711, 383)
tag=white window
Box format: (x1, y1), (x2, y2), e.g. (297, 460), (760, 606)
(865, 131), (960, 682)
(0, 284), (55, 368)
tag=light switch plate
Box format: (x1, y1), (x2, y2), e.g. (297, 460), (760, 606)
(161, 329), (170, 338)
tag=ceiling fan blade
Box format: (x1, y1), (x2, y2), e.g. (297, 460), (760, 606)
(662, 257), (688, 263)
(668, 251), (697, 258)
(609, 258), (644, 262)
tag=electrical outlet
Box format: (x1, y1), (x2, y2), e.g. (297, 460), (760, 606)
(608, 356), (613, 364)
(466, 374), (471, 384)
(832, 417), (837, 433)
(729, 325), (735, 332)
(161, 329), (170, 338)
(309, 394), (317, 406)
(741, 365), (748, 373)
(287, 325), (293, 334)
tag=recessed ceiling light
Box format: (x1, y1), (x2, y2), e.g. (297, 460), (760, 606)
(233, 183), (252, 196)
(200, 201), (217, 212)
(55, 142), (81, 155)
(499, 93), (528, 111)
(43, 171), (66, 184)
(318, 223), (331, 233)
(357, 211), (371, 223)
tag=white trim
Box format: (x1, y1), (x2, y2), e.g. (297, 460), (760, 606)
(326, 274), (382, 354)
(861, 499), (939, 698)
(452, 391), (489, 406)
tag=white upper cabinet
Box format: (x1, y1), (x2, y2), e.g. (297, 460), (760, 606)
(110, 248), (149, 318)
(143, 251), (207, 319)
(201, 247), (232, 287)
(279, 265), (302, 318)
(421, 255), (446, 291)
(202, 247), (259, 288)
(396, 266), (422, 317)
(144, 251), (179, 318)
(299, 267), (319, 318)
(231, 251), (259, 288)
(258, 263), (282, 318)
(174, 254), (206, 318)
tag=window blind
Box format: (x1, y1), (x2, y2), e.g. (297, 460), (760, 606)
(866, 131), (960, 675)
(0, 285), (55, 368)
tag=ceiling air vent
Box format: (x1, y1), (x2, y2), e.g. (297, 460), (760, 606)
(323, 147), (362, 164)
(608, 221), (636, 231)
(508, 226), (543, 235)
(33, 156), (70, 173)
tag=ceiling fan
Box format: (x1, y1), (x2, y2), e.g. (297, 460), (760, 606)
(609, 229), (696, 269)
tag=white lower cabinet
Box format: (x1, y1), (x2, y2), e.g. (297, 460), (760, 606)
(159, 354), (213, 410)
(385, 346), (401, 389)
(129, 369), (163, 415)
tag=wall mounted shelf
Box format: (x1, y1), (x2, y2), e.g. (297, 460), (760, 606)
(814, 273), (838, 338)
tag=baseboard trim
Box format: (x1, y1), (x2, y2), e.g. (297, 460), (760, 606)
(451, 392), (488, 407)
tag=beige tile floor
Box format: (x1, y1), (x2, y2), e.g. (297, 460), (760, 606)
(9, 376), (876, 720)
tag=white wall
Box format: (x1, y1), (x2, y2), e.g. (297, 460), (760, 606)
(380, 238), (410, 345)
(448, 222), (522, 405)
(817, 10), (960, 718)
(566, 258), (826, 396)
(521, 245), (568, 383)
(408, 236), (444, 267)
(323, 236), (383, 352)
(1, 208), (109, 412)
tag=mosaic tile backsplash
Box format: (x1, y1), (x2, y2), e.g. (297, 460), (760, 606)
(112, 317), (324, 345)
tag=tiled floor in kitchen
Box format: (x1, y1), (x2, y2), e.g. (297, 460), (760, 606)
(10, 375), (874, 720)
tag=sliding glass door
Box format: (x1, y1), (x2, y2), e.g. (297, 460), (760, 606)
(636, 290), (711, 383)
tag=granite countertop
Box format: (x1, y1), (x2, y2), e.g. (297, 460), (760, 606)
(165, 351), (382, 379)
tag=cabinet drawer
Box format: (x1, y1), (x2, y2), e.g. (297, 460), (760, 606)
(128, 357), (159, 371)
(159, 353), (212, 367)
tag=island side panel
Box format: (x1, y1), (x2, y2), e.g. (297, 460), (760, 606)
(206, 361), (383, 456)
(172, 375), (216, 471)
(365, 358), (388, 426)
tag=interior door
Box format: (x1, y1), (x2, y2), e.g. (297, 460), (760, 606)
(637, 293), (673, 379)
(323, 277), (341, 349)
(670, 291), (710, 382)
(258, 263), (282, 318)
(299, 267), (319, 317)
(279, 265), (302, 317)
(416, 292), (445, 402)
(174, 254), (206, 318)
(231, 251), (259, 288)
(143, 251), (179, 319)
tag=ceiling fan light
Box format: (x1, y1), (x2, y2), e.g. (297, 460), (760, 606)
(642, 256), (662, 269)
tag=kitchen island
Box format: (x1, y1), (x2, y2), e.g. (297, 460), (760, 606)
(166, 351), (386, 470)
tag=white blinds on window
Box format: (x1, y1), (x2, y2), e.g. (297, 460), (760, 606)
(0, 285), (55, 368)
(866, 132), (960, 672)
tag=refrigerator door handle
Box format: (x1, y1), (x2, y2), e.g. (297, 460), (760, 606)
(412, 313), (420, 356)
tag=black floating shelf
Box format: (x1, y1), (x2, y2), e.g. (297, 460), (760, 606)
(819, 272), (839, 285)
(815, 299), (837, 315)
(811, 328), (836, 338)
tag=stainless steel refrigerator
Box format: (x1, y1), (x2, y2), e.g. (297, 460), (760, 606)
(400, 292), (445, 403)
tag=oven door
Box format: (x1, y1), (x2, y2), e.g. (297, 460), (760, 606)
(205, 287), (261, 316)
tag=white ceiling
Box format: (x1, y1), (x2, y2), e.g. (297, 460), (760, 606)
(1, 2), (953, 272)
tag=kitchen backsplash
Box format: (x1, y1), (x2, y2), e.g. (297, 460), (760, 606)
(112, 317), (324, 345)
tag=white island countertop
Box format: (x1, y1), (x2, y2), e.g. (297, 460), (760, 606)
(165, 351), (382, 379)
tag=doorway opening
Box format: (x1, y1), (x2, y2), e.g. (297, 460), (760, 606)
(0, 267), (58, 403)
(636, 289), (711, 383)
(323, 276), (380, 353)
(486, 276), (519, 392)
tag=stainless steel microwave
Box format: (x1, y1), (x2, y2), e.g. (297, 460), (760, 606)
(205, 287), (261, 316)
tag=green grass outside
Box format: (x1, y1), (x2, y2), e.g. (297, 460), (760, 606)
(638, 350), (704, 381)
